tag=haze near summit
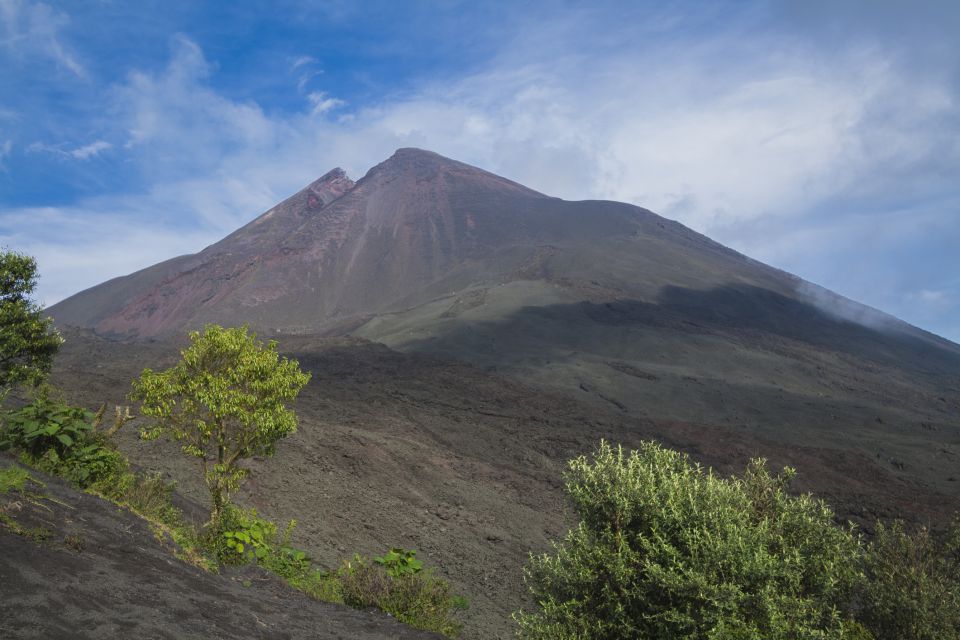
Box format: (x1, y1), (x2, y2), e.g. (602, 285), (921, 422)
(0, 0), (957, 342)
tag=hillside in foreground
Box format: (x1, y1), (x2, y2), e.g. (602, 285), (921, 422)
(0, 454), (442, 640)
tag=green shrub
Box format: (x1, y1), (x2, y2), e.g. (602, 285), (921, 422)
(289, 569), (343, 602)
(339, 552), (468, 638)
(858, 518), (960, 639)
(1, 394), (94, 459)
(131, 324), (310, 527)
(214, 504), (278, 564)
(2, 394), (131, 494)
(122, 472), (178, 522)
(0, 250), (63, 402)
(375, 547), (424, 577)
(515, 440), (863, 639)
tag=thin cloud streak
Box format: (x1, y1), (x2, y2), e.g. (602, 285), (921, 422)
(0, 0), (85, 77)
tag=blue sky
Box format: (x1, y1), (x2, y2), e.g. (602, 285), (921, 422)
(1, 0), (958, 342)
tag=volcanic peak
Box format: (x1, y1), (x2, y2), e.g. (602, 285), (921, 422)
(359, 147), (549, 199)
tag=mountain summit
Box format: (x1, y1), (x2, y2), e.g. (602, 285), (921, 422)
(42, 149), (667, 333)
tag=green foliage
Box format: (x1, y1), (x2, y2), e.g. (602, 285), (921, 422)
(339, 553), (468, 638)
(0, 250), (63, 402)
(375, 547), (424, 578)
(515, 440), (863, 640)
(217, 504), (278, 564)
(1, 392), (94, 458)
(1, 393), (130, 493)
(858, 518), (960, 639)
(131, 324), (310, 525)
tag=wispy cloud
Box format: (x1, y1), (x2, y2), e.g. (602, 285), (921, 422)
(291, 55), (323, 93)
(291, 55), (316, 70)
(27, 139), (111, 160)
(69, 140), (110, 159)
(307, 91), (345, 116)
(0, 0), (85, 77)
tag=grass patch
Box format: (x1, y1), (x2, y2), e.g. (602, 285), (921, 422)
(0, 465), (35, 493)
(0, 466), (55, 542)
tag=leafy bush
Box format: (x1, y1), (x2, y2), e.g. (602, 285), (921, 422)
(0, 250), (62, 402)
(339, 552), (468, 638)
(858, 518), (960, 639)
(1, 394), (130, 494)
(215, 504), (278, 564)
(1, 395), (94, 458)
(375, 547), (424, 578)
(515, 440), (864, 639)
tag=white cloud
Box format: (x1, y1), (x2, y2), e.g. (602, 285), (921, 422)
(25, 139), (111, 160)
(0, 204), (223, 307)
(69, 140), (110, 159)
(307, 91), (345, 116)
(291, 55), (316, 70)
(0, 0), (85, 77)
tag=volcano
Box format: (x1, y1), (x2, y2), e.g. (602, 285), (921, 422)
(47, 148), (882, 338)
(49, 147), (960, 490)
(44, 148), (960, 638)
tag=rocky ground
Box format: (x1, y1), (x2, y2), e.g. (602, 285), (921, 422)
(0, 455), (442, 640)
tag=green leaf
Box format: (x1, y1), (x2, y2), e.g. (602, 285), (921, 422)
(56, 433), (74, 448)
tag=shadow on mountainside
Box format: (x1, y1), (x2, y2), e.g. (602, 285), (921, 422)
(0, 455), (442, 640)
(410, 283), (960, 374)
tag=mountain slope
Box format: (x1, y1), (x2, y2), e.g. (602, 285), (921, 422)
(42, 149), (960, 639)
(50, 148), (925, 341)
(48, 148), (960, 493)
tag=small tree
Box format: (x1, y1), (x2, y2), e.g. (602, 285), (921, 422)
(0, 250), (63, 403)
(131, 324), (310, 526)
(515, 440), (865, 639)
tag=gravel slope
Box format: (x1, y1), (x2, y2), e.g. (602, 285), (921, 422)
(0, 456), (443, 640)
